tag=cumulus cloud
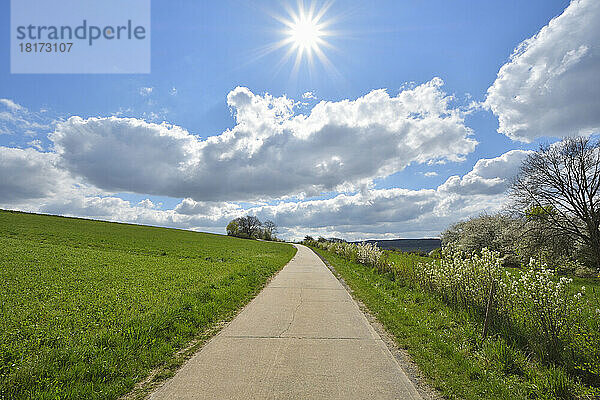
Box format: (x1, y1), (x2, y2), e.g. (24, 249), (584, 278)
(439, 150), (531, 195)
(50, 79), (476, 201)
(0, 147), (70, 204)
(2, 80), (529, 240)
(1, 141), (521, 239)
(137, 199), (157, 209)
(485, 0), (600, 141)
(36, 195), (241, 233)
(24, 187), (501, 240)
(250, 189), (437, 231)
(174, 198), (241, 217)
(245, 150), (525, 239)
(50, 117), (198, 196)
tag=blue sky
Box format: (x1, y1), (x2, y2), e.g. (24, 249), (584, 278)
(1, 0), (599, 240)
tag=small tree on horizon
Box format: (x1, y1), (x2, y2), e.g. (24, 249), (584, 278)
(226, 219), (240, 236)
(226, 216), (278, 240)
(236, 216), (261, 238)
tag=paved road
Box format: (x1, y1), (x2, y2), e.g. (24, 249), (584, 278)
(151, 244), (421, 399)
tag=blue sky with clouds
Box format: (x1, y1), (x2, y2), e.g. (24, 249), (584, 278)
(1, 0), (599, 240)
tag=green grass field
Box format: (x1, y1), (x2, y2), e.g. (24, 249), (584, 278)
(314, 248), (600, 400)
(0, 210), (296, 399)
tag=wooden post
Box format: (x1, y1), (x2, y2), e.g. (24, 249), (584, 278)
(482, 280), (496, 339)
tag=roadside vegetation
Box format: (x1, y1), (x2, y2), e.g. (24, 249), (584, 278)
(442, 137), (599, 277)
(309, 240), (599, 399)
(304, 137), (600, 400)
(0, 210), (296, 399)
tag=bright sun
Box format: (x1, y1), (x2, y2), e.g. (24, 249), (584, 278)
(288, 15), (323, 53)
(268, 1), (336, 75)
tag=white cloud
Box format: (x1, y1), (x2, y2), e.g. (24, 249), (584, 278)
(137, 199), (157, 209)
(244, 149), (526, 239)
(174, 198), (241, 216)
(424, 171), (438, 177)
(49, 116), (201, 196)
(485, 0), (600, 142)
(0, 147), (70, 204)
(1, 139), (523, 240)
(302, 91), (316, 99)
(2, 84), (532, 240)
(439, 150), (531, 195)
(36, 195), (240, 233)
(0, 99), (24, 112)
(0, 99), (50, 136)
(139, 87), (153, 96)
(0, 77), (532, 241)
(170, 87), (178, 96)
(50, 79), (476, 201)
(21, 187), (500, 240)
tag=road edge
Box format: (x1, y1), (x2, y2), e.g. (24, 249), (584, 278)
(121, 243), (299, 400)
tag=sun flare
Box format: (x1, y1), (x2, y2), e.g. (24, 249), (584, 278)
(288, 14), (324, 53)
(267, 1), (336, 75)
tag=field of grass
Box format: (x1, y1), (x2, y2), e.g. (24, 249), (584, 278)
(0, 210), (296, 399)
(314, 247), (599, 400)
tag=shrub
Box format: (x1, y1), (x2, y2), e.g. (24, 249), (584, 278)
(441, 214), (519, 257)
(499, 258), (585, 360)
(428, 248), (442, 259)
(310, 240), (596, 382)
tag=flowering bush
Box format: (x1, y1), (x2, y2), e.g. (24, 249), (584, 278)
(317, 241), (385, 270)
(499, 258), (585, 359)
(416, 246), (502, 310)
(308, 239), (596, 377)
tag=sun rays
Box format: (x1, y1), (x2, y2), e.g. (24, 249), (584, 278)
(254, 0), (339, 78)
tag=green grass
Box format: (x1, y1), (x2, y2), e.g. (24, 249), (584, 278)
(0, 210), (296, 399)
(313, 247), (599, 400)
(570, 277), (600, 313)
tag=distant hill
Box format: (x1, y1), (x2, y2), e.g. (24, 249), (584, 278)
(355, 238), (441, 253)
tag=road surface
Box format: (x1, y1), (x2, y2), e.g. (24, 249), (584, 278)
(151, 244), (421, 399)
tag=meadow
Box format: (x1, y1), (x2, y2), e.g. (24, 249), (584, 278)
(311, 242), (600, 400)
(0, 210), (296, 399)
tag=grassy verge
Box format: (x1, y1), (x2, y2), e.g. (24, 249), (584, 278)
(0, 210), (296, 399)
(312, 247), (598, 400)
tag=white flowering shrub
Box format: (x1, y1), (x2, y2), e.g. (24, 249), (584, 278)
(310, 239), (596, 375)
(315, 241), (385, 270)
(416, 246), (503, 310)
(499, 258), (586, 359)
(355, 242), (383, 266)
(419, 249), (587, 362)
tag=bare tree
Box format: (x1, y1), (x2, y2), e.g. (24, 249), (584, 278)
(511, 137), (600, 269)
